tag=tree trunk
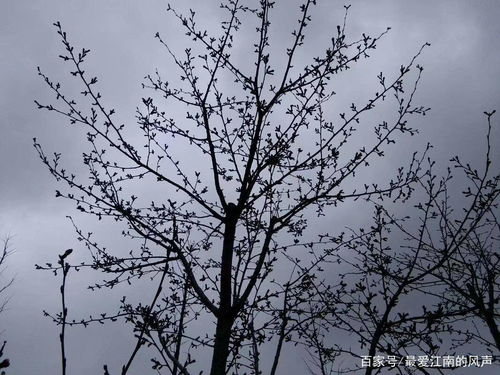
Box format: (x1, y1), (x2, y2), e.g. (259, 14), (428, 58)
(210, 206), (238, 375)
(210, 313), (234, 375)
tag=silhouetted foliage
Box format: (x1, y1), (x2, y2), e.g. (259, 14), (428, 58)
(34, 1), (498, 374)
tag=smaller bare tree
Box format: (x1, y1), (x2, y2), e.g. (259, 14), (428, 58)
(423, 111), (499, 355)
(0, 238), (13, 372)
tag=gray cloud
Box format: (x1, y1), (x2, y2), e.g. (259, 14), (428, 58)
(1, 1), (499, 374)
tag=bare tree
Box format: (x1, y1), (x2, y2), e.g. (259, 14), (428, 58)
(293, 112), (499, 374)
(34, 1), (441, 374)
(423, 111), (499, 355)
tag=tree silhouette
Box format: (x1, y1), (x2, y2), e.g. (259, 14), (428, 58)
(293, 112), (498, 374)
(33, 1), (497, 374)
(0, 238), (12, 372)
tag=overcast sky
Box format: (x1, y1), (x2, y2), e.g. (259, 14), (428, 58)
(1, 1), (499, 374)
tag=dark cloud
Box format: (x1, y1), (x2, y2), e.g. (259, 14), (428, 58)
(1, 1), (499, 374)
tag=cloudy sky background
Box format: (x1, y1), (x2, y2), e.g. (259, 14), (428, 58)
(1, 1), (499, 374)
